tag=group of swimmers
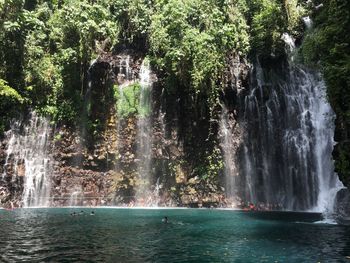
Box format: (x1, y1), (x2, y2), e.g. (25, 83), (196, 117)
(240, 202), (284, 211)
(69, 210), (169, 224)
(70, 210), (95, 216)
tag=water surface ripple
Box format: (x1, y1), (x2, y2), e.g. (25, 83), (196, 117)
(0, 208), (349, 262)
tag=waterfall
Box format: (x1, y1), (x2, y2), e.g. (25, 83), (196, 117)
(120, 55), (132, 81)
(135, 59), (153, 205)
(239, 34), (342, 211)
(302, 16), (313, 29)
(69, 188), (83, 207)
(117, 55), (134, 86)
(3, 112), (52, 207)
(114, 55), (157, 206)
(153, 177), (162, 207)
(220, 106), (240, 206)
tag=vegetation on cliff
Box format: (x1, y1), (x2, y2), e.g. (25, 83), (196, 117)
(0, 0), (305, 125)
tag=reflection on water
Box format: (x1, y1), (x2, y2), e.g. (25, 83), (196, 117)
(0, 209), (349, 262)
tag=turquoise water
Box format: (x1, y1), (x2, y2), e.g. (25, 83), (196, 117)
(0, 208), (349, 262)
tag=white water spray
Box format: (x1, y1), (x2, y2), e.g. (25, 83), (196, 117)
(239, 33), (343, 212)
(302, 16), (313, 29)
(220, 106), (240, 205)
(3, 112), (52, 207)
(135, 59), (153, 205)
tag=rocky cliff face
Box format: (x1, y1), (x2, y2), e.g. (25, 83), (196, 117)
(0, 50), (249, 208)
(333, 117), (350, 188)
(334, 188), (350, 225)
(0, 138), (24, 208)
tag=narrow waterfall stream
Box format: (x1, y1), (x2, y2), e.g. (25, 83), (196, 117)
(2, 112), (52, 207)
(135, 60), (153, 205)
(75, 59), (97, 168)
(302, 16), (312, 29)
(220, 106), (240, 204)
(232, 34), (343, 211)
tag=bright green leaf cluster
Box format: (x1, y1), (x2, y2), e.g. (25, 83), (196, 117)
(114, 83), (141, 118)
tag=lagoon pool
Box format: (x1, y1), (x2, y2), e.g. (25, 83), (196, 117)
(0, 208), (349, 262)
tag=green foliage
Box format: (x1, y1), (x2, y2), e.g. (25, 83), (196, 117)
(49, 1), (119, 60)
(106, 0), (152, 43)
(114, 81), (152, 118)
(53, 133), (62, 142)
(150, 0), (249, 90)
(26, 1), (118, 123)
(247, 0), (308, 60)
(114, 83), (141, 118)
(0, 78), (24, 105)
(0, 79), (24, 133)
(0, 0), (27, 90)
(249, 0), (285, 59)
(284, 0), (305, 34)
(194, 146), (223, 181)
(0, 0), (306, 131)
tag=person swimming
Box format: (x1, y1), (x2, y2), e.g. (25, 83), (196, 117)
(162, 216), (168, 223)
(90, 211), (95, 216)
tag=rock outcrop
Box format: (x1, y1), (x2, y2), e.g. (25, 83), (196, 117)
(0, 51), (250, 208)
(334, 188), (350, 225)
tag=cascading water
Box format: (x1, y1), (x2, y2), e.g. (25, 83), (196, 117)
(119, 55), (133, 82)
(135, 59), (153, 205)
(302, 16), (313, 29)
(69, 188), (83, 207)
(153, 177), (162, 207)
(236, 33), (343, 211)
(2, 112), (52, 207)
(220, 106), (240, 205)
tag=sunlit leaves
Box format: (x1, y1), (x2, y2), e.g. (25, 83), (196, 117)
(0, 79), (24, 103)
(250, 0), (284, 58)
(149, 0), (249, 90)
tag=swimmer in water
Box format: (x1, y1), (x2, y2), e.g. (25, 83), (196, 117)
(90, 211), (95, 216)
(162, 216), (168, 223)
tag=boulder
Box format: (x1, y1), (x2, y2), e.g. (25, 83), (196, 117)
(334, 188), (350, 225)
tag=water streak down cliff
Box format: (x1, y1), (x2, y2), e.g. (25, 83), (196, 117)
(2, 112), (52, 207)
(227, 34), (343, 211)
(135, 60), (154, 205)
